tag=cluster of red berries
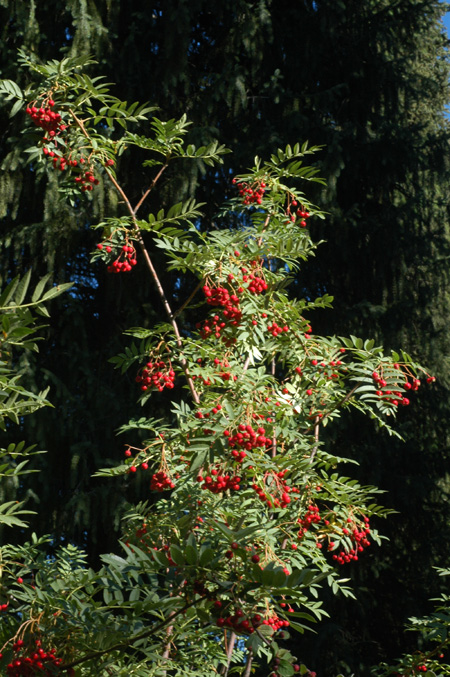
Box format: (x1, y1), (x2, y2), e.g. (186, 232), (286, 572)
(242, 272), (268, 294)
(371, 367), (419, 407)
(294, 505), (373, 565)
(235, 261), (269, 293)
(27, 96), (114, 192)
(230, 448), (248, 462)
(136, 358), (175, 392)
(42, 145), (101, 190)
(196, 470), (241, 493)
(135, 522), (147, 538)
(330, 516), (371, 565)
(197, 315), (231, 341)
(309, 357), (343, 379)
(261, 614), (290, 632)
(225, 424), (272, 451)
(73, 167), (99, 191)
(197, 259), (272, 343)
(215, 607), (287, 634)
(96, 242), (137, 273)
(2, 639), (70, 676)
(150, 471), (175, 491)
(26, 100), (64, 135)
(216, 608), (258, 633)
(267, 321), (289, 337)
(297, 504), (321, 538)
(233, 179), (266, 205)
(285, 199), (311, 227)
(203, 285), (237, 308)
(198, 285), (242, 341)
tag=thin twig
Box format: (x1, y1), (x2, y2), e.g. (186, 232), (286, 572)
(304, 384), (359, 437)
(136, 235), (200, 404)
(309, 415), (320, 464)
(221, 631), (236, 677)
(173, 280), (203, 319)
(243, 648), (253, 677)
(257, 213), (272, 247)
(242, 355), (251, 373)
(254, 626), (273, 648)
(133, 162), (169, 215)
(161, 622), (174, 677)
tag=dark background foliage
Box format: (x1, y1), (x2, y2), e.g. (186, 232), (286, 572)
(1, 1), (450, 673)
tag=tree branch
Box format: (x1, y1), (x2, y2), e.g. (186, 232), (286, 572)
(61, 595), (206, 670)
(133, 162), (169, 215)
(221, 631), (236, 677)
(70, 109), (200, 405)
(243, 648), (253, 677)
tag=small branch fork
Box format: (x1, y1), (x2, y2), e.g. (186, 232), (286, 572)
(221, 631), (236, 677)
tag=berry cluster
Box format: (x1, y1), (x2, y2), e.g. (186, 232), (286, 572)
(245, 274), (268, 294)
(97, 242), (137, 273)
(297, 504), (321, 539)
(199, 285), (242, 341)
(267, 321), (289, 337)
(26, 100), (64, 135)
(26, 96), (112, 192)
(197, 470), (241, 494)
(150, 471), (175, 491)
(233, 179), (266, 205)
(196, 257), (275, 345)
(225, 423), (272, 451)
(72, 165), (99, 191)
(203, 286), (237, 308)
(215, 607), (287, 634)
(331, 516), (371, 565)
(2, 639), (69, 676)
(153, 544), (176, 567)
(262, 614), (290, 632)
(285, 199), (311, 227)
(295, 505), (373, 565)
(136, 358), (175, 392)
(371, 367), (418, 407)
